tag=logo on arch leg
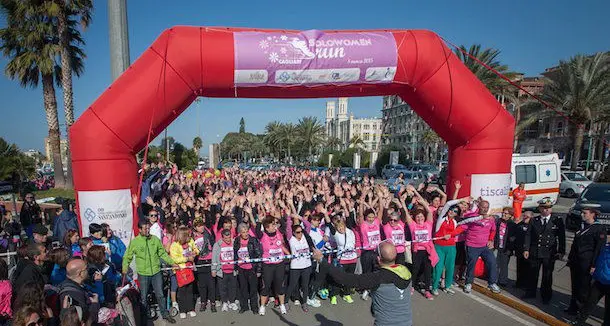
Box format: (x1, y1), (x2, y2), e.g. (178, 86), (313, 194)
(84, 208), (96, 222)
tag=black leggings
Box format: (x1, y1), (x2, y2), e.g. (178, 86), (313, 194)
(330, 263), (356, 297)
(177, 282), (195, 313)
(411, 250), (432, 291)
(261, 263), (285, 297)
(238, 268), (259, 311)
(196, 265), (216, 305)
(218, 273), (237, 303)
(360, 250), (378, 274)
(286, 268), (312, 302)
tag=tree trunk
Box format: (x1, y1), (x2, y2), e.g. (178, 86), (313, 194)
(58, 7), (74, 189)
(571, 125), (585, 170)
(597, 122), (607, 163)
(513, 105), (521, 152)
(42, 74), (66, 189)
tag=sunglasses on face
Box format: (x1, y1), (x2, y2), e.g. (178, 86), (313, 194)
(390, 219), (399, 222)
(27, 320), (44, 326)
(294, 230), (303, 234)
(149, 214), (158, 217)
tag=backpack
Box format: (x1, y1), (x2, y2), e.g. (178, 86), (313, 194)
(593, 244), (610, 285)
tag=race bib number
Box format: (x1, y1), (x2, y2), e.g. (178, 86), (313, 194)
(238, 247), (250, 260)
(342, 249), (358, 260)
(269, 248), (283, 259)
(391, 230), (405, 245)
(367, 230), (381, 247)
(220, 247), (233, 261)
(414, 230), (429, 243)
(296, 248), (310, 256)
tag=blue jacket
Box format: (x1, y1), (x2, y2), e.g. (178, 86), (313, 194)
(53, 210), (79, 242)
(108, 236), (126, 269)
(140, 169), (161, 203)
(594, 243), (610, 285)
(51, 264), (67, 285)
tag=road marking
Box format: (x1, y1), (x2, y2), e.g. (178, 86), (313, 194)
(457, 290), (538, 326)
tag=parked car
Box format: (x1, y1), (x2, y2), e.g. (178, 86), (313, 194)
(566, 183), (610, 230)
(560, 171), (592, 197)
(381, 164), (409, 179)
(386, 171), (426, 192)
(409, 164), (440, 180)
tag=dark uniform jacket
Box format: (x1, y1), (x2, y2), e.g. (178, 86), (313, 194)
(512, 220), (530, 253)
(524, 214), (566, 259)
(568, 223), (606, 269)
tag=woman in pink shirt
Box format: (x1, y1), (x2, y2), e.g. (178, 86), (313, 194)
(383, 198), (407, 266)
(357, 201), (383, 301)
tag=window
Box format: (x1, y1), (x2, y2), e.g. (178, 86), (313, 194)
(539, 163), (558, 183)
(555, 122), (563, 135)
(363, 124), (370, 130)
(363, 133), (370, 141)
(516, 165), (536, 184)
(372, 144), (376, 150)
(372, 124), (377, 130)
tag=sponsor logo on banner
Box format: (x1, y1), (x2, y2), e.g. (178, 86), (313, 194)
(78, 189), (134, 245)
(234, 30), (397, 86)
(470, 173), (511, 214)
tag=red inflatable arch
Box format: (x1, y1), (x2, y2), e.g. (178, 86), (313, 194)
(70, 26), (514, 241)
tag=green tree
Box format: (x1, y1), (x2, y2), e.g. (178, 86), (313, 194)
(421, 130), (441, 163)
(279, 123), (297, 161)
(160, 136), (175, 156)
(541, 53), (610, 170)
(375, 145), (411, 175)
(454, 44), (517, 94)
(0, 138), (36, 194)
(239, 117), (246, 133)
(317, 150), (341, 168)
(264, 121), (283, 158)
(297, 116), (324, 160)
(325, 136), (342, 151)
(339, 147), (370, 168)
(349, 135), (365, 149)
(192, 136), (202, 156)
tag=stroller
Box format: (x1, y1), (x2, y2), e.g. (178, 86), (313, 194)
(123, 270), (178, 321)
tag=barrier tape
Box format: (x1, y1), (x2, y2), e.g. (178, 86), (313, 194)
(160, 236), (448, 271)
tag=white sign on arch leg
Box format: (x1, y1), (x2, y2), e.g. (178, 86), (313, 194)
(78, 189), (134, 245)
(470, 173), (511, 214)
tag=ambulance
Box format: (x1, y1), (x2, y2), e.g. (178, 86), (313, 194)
(509, 153), (562, 209)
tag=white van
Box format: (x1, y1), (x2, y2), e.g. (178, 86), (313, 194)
(510, 153), (562, 209)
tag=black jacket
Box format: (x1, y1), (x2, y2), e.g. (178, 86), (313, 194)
(19, 201), (41, 227)
(524, 214), (566, 259)
(233, 236), (263, 274)
(11, 259), (46, 292)
(494, 218), (513, 252)
(59, 278), (101, 323)
(568, 223), (607, 269)
(512, 220), (530, 253)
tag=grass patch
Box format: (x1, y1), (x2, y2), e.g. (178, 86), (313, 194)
(34, 188), (76, 200)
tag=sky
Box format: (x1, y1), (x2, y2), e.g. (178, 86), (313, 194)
(1, 0), (609, 155)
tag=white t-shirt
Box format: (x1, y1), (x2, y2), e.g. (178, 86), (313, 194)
(150, 222), (163, 240)
(289, 236), (312, 269)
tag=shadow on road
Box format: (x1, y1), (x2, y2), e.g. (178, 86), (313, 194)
(271, 309), (344, 326)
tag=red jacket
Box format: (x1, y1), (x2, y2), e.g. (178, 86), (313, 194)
(434, 218), (465, 246)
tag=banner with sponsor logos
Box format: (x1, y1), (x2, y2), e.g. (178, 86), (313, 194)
(234, 30), (397, 86)
(78, 189), (133, 245)
(470, 173), (511, 214)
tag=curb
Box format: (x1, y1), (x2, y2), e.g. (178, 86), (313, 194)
(471, 282), (571, 326)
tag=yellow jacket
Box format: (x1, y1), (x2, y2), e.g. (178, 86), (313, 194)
(169, 239), (199, 268)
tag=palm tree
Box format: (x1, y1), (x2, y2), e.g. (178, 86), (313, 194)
(325, 136), (342, 151)
(349, 135), (365, 149)
(43, 0), (92, 189)
(454, 44), (517, 94)
(541, 53), (610, 170)
(264, 121), (283, 158)
(279, 123), (297, 162)
(192, 136), (202, 156)
(503, 92), (546, 151)
(421, 130), (442, 162)
(297, 116), (325, 161)
(0, 0), (70, 187)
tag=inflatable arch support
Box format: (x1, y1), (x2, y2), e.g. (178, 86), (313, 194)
(70, 27), (515, 242)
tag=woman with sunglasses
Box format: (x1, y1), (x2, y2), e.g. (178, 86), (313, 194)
(383, 199), (408, 266)
(285, 224), (316, 312)
(431, 204), (463, 296)
(357, 198), (383, 301)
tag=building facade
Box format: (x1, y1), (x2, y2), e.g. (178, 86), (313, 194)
(325, 98), (382, 152)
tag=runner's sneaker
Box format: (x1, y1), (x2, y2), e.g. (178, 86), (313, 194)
(489, 283), (501, 294)
(318, 289), (329, 300)
(443, 287), (456, 295)
(431, 289), (440, 296)
(342, 295), (354, 304)
(464, 284), (472, 294)
(280, 304), (287, 315)
(424, 291), (434, 300)
(230, 302), (239, 311)
(188, 311), (196, 317)
(221, 302), (229, 312)
(306, 298), (321, 308)
(258, 306), (266, 316)
(179, 313), (187, 319)
(361, 290), (370, 301)
(294, 300), (301, 306)
(330, 296), (337, 305)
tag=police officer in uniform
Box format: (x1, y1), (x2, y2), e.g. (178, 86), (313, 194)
(565, 207), (606, 315)
(523, 197), (566, 304)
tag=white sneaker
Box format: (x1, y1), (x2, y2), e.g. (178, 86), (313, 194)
(188, 311), (196, 317)
(464, 284), (472, 294)
(179, 313), (187, 319)
(172, 302), (179, 309)
(361, 290), (370, 301)
(258, 305), (266, 316)
(306, 298), (321, 308)
(489, 283), (501, 294)
(230, 302), (239, 311)
(280, 304), (287, 315)
(221, 302), (229, 312)
(294, 300), (301, 306)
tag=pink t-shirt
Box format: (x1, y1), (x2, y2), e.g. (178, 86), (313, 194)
(383, 221), (406, 253)
(409, 221), (433, 252)
(359, 218), (381, 251)
(219, 240), (234, 274)
(237, 237), (253, 270)
(261, 232), (285, 265)
(461, 217), (496, 248)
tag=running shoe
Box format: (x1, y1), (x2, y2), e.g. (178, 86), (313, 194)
(424, 291), (434, 300)
(318, 289), (329, 300)
(188, 311), (196, 318)
(306, 298), (321, 308)
(294, 300), (301, 306)
(489, 283), (501, 294)
(179, 313), (187, 319)
(431, 289), (440, 296)
(361, 290), (370, 301)
(230, 302), (239, 311)
(280, 304), (287, 315)
(210, 304), (217, 313)
(443, 287), (456, 295)
(330, 296), (337, 305)
(258, 306), (266, 316)
(342, 295), (354, 304)
(464, 283), (472, 294)
(221, 302), (229, 312)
